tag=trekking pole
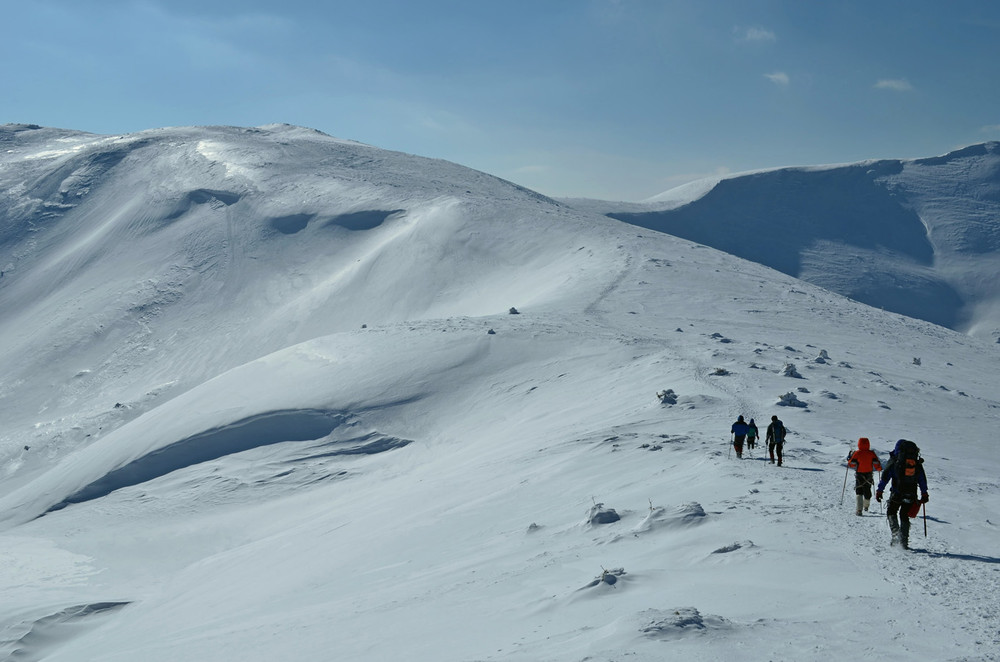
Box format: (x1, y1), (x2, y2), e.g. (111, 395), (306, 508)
(840, 462), (850, 505)
(728, 435), (732, 459)
(923, 503), (928, 537)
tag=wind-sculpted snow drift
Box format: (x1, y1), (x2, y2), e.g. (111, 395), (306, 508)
(0, 601), (131, 662)
(42, 408), (414, 513)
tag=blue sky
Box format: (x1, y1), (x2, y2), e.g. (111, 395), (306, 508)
(3, 0), (1000, 200)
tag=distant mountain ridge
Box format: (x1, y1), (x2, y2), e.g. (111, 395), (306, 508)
(570, 142), (1000, 340)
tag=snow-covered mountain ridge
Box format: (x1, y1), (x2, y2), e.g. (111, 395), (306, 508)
(568, 142), (1000, 339)
(1, 124), (998, 661)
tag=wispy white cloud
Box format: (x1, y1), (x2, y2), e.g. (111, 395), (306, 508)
(874, 78), (913, 92)
(735, 26), (776, 43)
(764, 71), (790, 86)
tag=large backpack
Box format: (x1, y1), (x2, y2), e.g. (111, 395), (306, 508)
(893, 440), (921, 491)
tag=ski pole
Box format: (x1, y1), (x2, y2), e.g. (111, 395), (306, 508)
(923, 503), (928, 537)
(728, 435), (732, 459)
(840, 462), (850, 505)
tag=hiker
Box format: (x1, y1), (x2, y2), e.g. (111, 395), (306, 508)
(847, 437), (882, 516)
(730, 415), (749, 458)
(765, 415), (785, 466)
(746, 418), (759, 450)
(875, 439), (928, 549)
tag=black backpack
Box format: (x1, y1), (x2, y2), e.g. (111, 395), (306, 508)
(772, 421), (785, 443)
(893, 440), (921, 490)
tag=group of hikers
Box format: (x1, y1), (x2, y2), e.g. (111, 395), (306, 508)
(729, 416), (930, 550)
(729, 414), (785, 465)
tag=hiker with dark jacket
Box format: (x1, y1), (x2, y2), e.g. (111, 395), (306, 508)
(746, 419), (759, 450)
(847, 437), (882, 516)
(765, 415), (785, 466)
(876, 439), (928, 549)
(730, 415), (749, 458)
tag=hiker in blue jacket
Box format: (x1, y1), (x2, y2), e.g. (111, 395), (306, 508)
(876, 439), (929, 549)
(730, 415), (749, 458)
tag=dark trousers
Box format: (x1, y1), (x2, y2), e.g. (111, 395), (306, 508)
(854, 472), (875, 499)
(886, 492), (917, 544)
(733, 435), (745, 455)
(769, 441), (783, 463)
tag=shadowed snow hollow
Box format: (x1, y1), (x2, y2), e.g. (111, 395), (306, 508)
(574, 142), (1000, 339)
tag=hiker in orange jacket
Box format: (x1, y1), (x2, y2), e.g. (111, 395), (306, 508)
(847, 437), (882, 516)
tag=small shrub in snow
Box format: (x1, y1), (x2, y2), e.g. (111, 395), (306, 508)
(777, 392), (807, 407)
(656, 389), (678, 405)
(583, 567), (626, 589)
(641, 607), (732, 638)
(781, 363), (803, 378)
(711, 540), (755, 554)
(913, 357), (921, 365)
(589, 502), (621, 525)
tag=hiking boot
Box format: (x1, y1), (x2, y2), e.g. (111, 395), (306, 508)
(856, 495), (864, 515)
(855, 509), (863, 516)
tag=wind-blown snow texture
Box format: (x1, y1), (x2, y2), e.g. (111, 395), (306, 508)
(1, 123), (998, 661)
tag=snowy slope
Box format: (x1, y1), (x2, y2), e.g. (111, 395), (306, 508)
(568, 143), (1000, 340)
(1, 124), (999, 662)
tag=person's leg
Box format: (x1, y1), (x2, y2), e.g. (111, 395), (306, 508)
(859, 473), (873, 511)
(854, 473), (864, 514)
(886, 497), (901, 544)
(900, 496), (914, 548)
(776, 443), (783, 466)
